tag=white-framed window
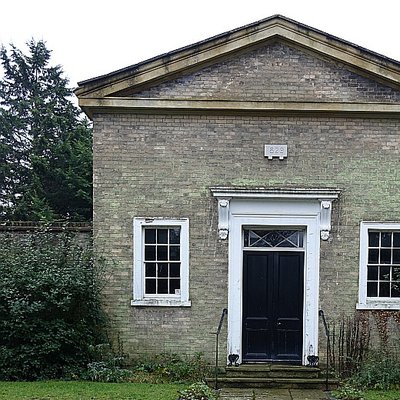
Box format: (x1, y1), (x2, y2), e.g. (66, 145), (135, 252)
(357, 222), (400, 310)
(131, 217), (191, 307)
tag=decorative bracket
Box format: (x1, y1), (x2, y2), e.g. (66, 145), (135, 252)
(211, 187), (339, 241)
(217, 198), (230, 239)
(320, 200), (332, 241)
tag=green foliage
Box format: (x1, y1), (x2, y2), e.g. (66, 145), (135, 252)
(0, 39), (92, 221)
(362, 390), (400, 400)
(133, 353), (210, 383)
(333, 383), (364, 400)
(349, 350), (400, 390)
(0, 230), (105, 380)
(83, 343), (134, 383)
(177, 382), (217, 400)
(333, 349), (400, 399)
(84, 360), (133, 383)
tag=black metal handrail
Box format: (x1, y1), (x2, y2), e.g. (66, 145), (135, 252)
(319, 309), (330, 391)
(212, 308), (228, 390)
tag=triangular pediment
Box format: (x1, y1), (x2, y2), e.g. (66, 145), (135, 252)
(124, 41), (400, 104)
(75, 15), (400, 118)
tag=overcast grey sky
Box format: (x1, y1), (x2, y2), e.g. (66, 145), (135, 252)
(1, 0), (400, 89)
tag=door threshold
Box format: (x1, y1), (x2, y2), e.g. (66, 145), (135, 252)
(242, 361), (302, 365)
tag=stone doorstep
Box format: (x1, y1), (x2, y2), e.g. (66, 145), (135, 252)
(208, 363), (338, 390)
(225, 364), (321, 379)
(218, 388), (330, 400)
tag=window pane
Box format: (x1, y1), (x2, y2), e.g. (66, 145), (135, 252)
(157, 246), (168, 260)
(391, 283), (400, 298)
(297, 232), (304, 247)
(170, 246), (180, 261)
(367, 282), (378, 297)
(276, 239), (291, 247)
(380, 249), (391, 264)
(379, 282), (390, 297)
(367, 266), (378, 280)
(368, 232), (379, 247)
(379, 266), (391, 281)
(145, 245), (156, 261)
(144, 229), (156, 244)
(158, 279), (168, 294)
(250, 230), (263, 246)
(381, 232), (392, 247)
(169, 228), (180, 244)
(170, 279), (180, 294)
(393, 267), (400, 281)
(145, 263), (156, 277)
(170, 263), (180, 277)
(368, 249), (379, 264)
(394, 233), (400, 247)
(393, 250), (400, 264)
(243, 230), (249, 247)
(145, 279), (156, 294)
(157, 229), (168, 244)
(158, 263), (168, 277)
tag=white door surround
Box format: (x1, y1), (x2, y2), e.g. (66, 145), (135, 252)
(210, 187), (340, 365)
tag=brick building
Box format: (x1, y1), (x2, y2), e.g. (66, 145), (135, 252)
(75, 16), (400, 366)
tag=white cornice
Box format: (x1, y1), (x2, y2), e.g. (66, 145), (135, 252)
(210, 187), (341, 200)
(78, 98), (400, 119)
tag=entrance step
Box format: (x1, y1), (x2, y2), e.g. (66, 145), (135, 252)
(207, 364), (338, 390)
(226, 364), (320, 379)
(218, 388), (330, 399)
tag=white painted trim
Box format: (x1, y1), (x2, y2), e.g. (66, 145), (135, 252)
(78, 98), (400, 117)
(357, 222), (400, 310)
(131, 217), (191, 307)
(226, 198), (322, 366)
(211, 187), (339, 242)
(210, 187), (341, 200)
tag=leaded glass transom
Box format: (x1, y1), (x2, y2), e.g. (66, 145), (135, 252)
(367, 230), (400, 298)
(243, 229), (304, 249)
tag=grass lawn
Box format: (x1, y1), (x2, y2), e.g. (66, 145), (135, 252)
(332, 389), (400, 400)
(0, 381), (187, 400)
(362, 390), (400, 400)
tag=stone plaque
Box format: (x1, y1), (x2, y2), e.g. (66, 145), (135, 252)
(264, 144), (288, 160)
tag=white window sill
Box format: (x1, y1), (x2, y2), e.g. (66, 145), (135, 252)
(131, 299), (191, 307)
(356, 301), (400, 310)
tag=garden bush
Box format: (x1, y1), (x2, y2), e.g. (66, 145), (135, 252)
(83, 343), (134, 383)
(0, 229), (106, 380)
(350, 350), (400, 390)
(177, 382), (217, 400)
(333, 383), (364, 400)
(132, 352), (210, 383)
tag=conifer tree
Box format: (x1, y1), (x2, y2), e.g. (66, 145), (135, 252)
(0, 40), (92, 221)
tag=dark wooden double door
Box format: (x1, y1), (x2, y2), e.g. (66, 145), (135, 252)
(242, 251), (304, 363)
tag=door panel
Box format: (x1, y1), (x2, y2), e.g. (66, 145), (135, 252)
(243, 251), (304, 363)
(243, 253), (270, 359)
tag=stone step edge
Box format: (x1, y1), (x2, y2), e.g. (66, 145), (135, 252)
(207, 377), (338, 384)
(225, 365), (320, 372)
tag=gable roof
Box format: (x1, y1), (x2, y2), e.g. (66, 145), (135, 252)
(75, 15), (400, 118)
